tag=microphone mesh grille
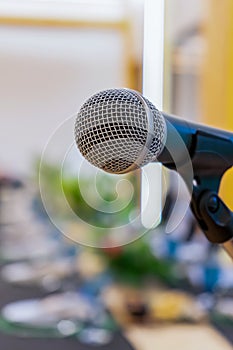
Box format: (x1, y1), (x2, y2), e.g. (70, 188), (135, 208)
(75, 89), (166, 174)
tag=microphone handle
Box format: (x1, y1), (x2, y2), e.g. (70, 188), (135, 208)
(158, 114), (233, 176)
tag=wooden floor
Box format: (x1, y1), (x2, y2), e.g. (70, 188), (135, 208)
(126, 324), (233, 350)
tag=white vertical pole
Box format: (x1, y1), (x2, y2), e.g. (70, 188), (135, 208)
(141, 0), (165, 228)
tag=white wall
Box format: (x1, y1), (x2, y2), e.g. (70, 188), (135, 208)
(0, 26), (126, 175)
(0, 0), (145, 176)
(166, 0), (207, 43)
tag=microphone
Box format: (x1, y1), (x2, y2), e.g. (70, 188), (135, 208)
(74, 88), (233, 178)
(75, 88), (233, 257)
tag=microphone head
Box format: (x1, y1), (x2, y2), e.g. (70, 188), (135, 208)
(75, 88), (166, 174)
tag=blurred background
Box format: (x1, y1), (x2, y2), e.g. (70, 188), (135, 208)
(0, 0), (233, 349)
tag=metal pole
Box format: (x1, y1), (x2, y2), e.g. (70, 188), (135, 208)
(141, 0), (165, 229)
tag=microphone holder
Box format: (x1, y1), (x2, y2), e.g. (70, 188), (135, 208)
(189, 175), (233, 260)
(193, 188), (233, 240)
(169, 123), (233, 260)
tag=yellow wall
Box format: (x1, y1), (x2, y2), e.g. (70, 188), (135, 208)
(201, 0), (233, 208)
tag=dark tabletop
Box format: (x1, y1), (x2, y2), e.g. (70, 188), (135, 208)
(0, 278), (134, 350)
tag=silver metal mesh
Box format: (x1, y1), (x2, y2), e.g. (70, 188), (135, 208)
(74, 89), (166, 174)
